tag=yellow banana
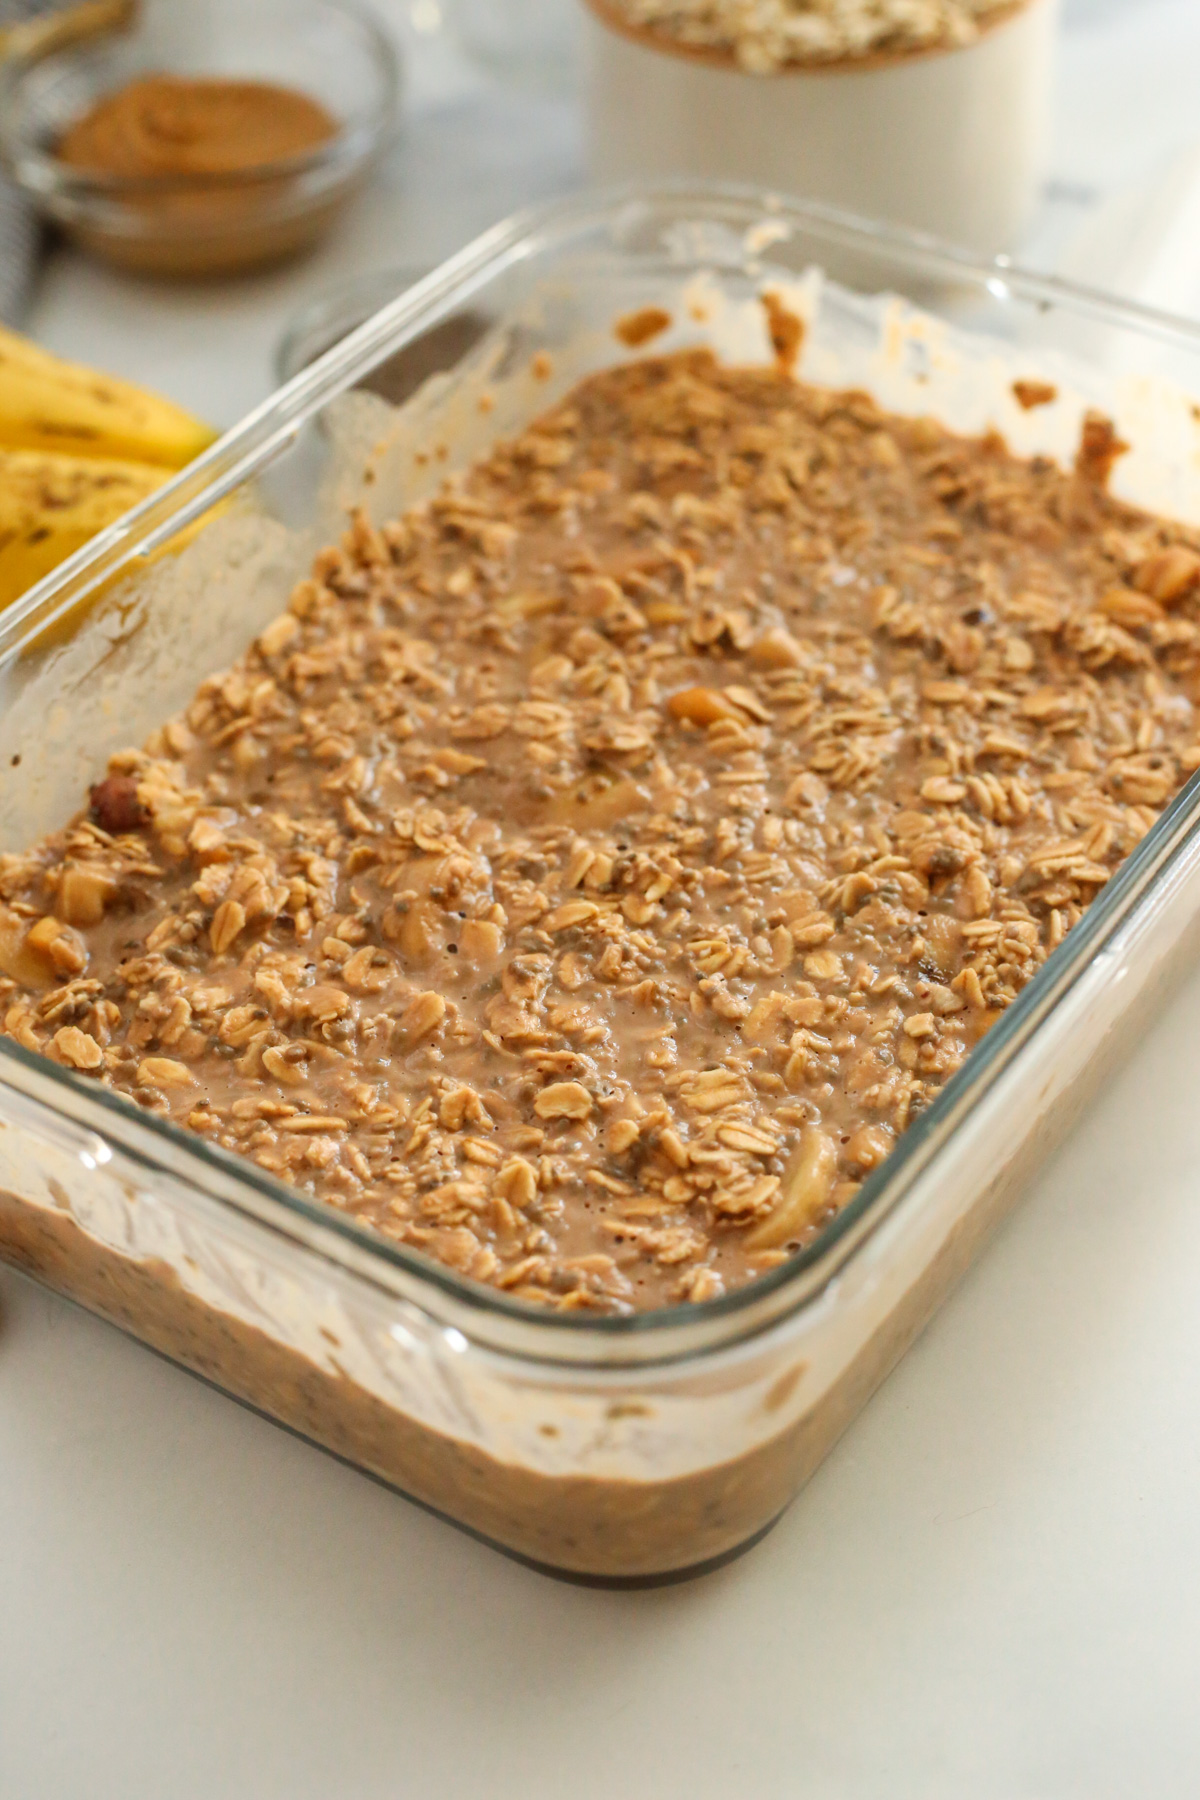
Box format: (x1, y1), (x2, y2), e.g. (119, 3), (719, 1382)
(0, 446), (168, 610)
(0, 324), (217, 468)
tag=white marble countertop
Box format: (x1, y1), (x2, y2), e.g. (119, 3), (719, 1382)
(5, 3), (1200, 1794)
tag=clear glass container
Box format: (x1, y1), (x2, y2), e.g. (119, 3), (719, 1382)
(4, 184), (1200, 1583)
(275, 265), (495, 409)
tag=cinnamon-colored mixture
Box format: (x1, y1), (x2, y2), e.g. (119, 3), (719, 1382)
(4, 347), (1200, 1313)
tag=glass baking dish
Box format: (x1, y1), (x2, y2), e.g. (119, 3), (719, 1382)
(5, 183), (1200, 1585)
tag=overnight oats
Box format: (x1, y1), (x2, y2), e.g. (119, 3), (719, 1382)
(4, 330), (1200, 1317)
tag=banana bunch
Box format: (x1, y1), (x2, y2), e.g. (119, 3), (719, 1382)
(0, 323), (217, 612)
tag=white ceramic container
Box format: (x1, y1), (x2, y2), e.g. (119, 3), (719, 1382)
(585, 0), (1057, 254)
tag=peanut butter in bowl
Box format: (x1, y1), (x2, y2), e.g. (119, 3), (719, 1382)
(52, 73), (342, 277)
(0, 1), (402, 278)
(58, 75), (338, 180)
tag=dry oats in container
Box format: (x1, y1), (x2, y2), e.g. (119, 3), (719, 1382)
(606, 0), (1020, 70)
(584, 0), (1058, 253)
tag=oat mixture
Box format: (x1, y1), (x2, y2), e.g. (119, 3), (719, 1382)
(595, 0), (1020, 73)
(3, 341), (1200, 1314)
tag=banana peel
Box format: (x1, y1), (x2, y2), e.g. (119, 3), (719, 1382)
(0, 323), (217, 468)
(0, 326), (225, 640)
(0, 446), (170, 609)
(0, 445), (232, 651)
(31, 501), (229, 653)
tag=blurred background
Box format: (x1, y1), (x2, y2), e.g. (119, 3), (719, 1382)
(3, 0), (1199, 434)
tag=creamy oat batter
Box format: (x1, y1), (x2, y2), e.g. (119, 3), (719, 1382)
(3, 344), (1200, 1312)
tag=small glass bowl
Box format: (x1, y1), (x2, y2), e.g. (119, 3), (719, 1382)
(0, 0), (401, 278)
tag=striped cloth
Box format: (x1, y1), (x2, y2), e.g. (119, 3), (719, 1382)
(0, 0), (56, 324)
(0, 176), (39, 325)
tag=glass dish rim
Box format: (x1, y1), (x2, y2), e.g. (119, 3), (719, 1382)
(6, 178), (1200, 1368)
(275, 265), (434, 387)
(0, 0), (402, 201)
